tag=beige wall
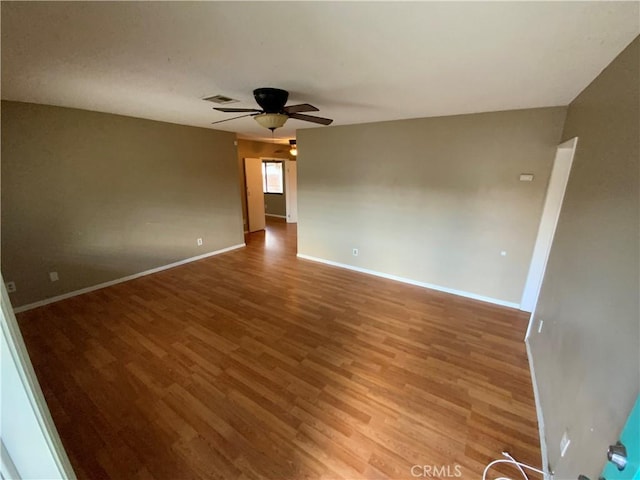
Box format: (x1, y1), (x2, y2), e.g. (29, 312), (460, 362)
(1, 101), (244, 307)
(530, 37), (639, 479)
(265, 192), (286, 217)
(236, 139), (291, 229)
(297, 107), (566, 305)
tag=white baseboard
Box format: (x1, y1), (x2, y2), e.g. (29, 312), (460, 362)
(13, 243), (246, 314)
(296, 253), (520, 309)
(526, 340), (550, 479)
(265, 214), (286, 219)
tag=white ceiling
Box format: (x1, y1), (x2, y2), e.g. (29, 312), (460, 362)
(2, 2), (638, 143)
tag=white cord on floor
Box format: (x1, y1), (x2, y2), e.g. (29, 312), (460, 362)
(483, 452), (546, 480)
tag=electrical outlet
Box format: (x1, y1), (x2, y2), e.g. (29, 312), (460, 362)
(6, 281), (16, 293)
(560, 430), (571, 457)
(197, 238), (203, 246)
(49, 271), (59, 282)
(352, 248), (359, 256)
(538, 319), (544, 333)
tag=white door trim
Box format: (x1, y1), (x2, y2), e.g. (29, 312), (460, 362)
(522, 137), (578, 334)
(285, 160), (298, 223)
(1, 439), (21, 480)
(0, 274), (77, 479)
(526, 339), (552, 480)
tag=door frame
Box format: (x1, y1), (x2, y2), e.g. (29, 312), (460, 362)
(523, 137), (578, 331)
(0, 274), (76, 479)
(284, 160), (298, 223)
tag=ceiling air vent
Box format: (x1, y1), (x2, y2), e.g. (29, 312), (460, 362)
(202, 94), (239, 104)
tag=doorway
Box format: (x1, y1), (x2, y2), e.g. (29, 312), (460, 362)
(243, 157), (298, 233)
(521, 137), (578, 317)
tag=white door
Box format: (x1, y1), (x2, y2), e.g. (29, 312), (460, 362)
(244, 158), (265, 232)
(521, 137), (578, 315)
(285, 160), (298, 223)
(1, 274), (76, 479)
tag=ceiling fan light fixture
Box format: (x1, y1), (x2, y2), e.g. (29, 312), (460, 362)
(213, 88), (332, 128)
(254, 113), (288, 131)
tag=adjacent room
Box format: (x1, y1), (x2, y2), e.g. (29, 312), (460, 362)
(1, 3), (638, 480)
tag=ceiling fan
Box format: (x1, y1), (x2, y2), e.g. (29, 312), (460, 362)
(211, 88), (333, 131)
(274, 139), (297, 156)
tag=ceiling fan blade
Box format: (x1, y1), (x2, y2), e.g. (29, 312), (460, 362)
(288, 113), (333, 125)
(213, 107), (262, 113)
(211, 113), (256, 125)
(283, 103), (319, 114)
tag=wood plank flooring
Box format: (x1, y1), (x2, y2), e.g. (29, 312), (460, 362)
(17, 219), (541, 480)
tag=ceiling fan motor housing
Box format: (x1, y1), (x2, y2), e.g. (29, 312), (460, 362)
(253, 88), (289, 113)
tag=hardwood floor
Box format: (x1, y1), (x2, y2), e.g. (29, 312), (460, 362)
(18, 218), (541, 480)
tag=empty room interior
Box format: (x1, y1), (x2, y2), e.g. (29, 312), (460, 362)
(1, 2), (639, 480)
